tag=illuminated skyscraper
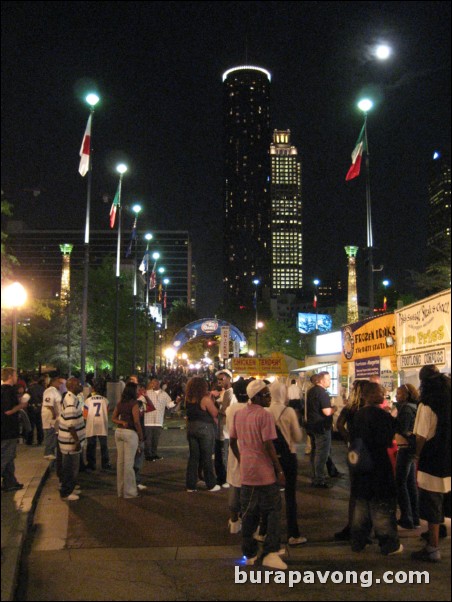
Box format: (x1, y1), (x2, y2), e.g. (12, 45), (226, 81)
(270, 130), (302, 294)
(222, 65), (272, 303)
(427, 151), (451, 270)
(345, 246), (359, 324)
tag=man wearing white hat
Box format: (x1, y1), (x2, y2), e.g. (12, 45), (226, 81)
(229, 379), (287, 570)
(214, 369), (237, 488)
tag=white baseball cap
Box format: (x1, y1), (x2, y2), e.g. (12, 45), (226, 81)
(216, 369), (233, 379)
(246, 379), (268, 400)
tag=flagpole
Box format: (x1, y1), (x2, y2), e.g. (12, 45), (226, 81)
(113, 164), (127, 382)
(129, 206), (141, 374)
(80, 94), (99, 386)
(143, 237), (153, 382)
(362, 111), (375, 316)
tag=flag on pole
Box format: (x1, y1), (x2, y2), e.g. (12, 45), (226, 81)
(125, 217), (137, 257)
(158, 283), (163, 302)
(345, 123), (366, 181)
(78, 115), (92, 177)
(163, 291), (167, 310)
(383, 296), (387, 311)
(109, 186), (120, 228)
(149, 269), (157, 290)
(139, 250), (150, 273)
(313, 294), (317, 309)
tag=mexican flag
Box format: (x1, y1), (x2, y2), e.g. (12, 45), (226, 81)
(345, 123), (366, 181)
(109, 186), (120, 228)
(78, 115), (92, 177)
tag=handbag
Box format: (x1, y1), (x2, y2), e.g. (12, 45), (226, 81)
(347, 437), (374, 473)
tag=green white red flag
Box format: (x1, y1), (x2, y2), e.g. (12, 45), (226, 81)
(345, 123), (366, 181)
(78, 115), (92, 177)
(109, 186), (120, 228)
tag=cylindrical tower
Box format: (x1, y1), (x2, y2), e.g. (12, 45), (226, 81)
(222, 65), (272, 303)
(345, 246), (359, 324)
(59, 244), (73, 304)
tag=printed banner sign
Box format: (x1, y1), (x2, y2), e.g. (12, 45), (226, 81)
(232, 357), (285, 374)
(355, 357), (381, 379)
(399, 348), (447, 369)
(395, 290), (451, 354)
(220, 326), (230, 360)
(342, 314), (396, 363)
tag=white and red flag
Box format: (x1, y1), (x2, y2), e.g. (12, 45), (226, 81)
(78, 115), (92, 176)
(345, 123), (366, 181)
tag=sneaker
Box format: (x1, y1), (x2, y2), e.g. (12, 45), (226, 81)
(228, 519), (242, 534)
(245, 556), (257, 565)
(208, 485), (221, 492)
(386, 544), (404, 556)
(221, 482), (230, 489)
(62, 493), (79, 501)
(311, 482), (331, 489)
(44, 454), (56, 460)
(288, 536), (308, 546)
(262, 552), (288, 570)
(253, 530), (266, 542)
(137, 484), (147, 491)
(277, 547), (287, 556)
(152, 455), (163, 461)
(334, 526), (351, 541)
(186, 489), (197, 492)
(411, 546), (441, 563)
(72, 488), (82, 494)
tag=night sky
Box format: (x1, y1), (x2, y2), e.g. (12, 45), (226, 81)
(2, 1), (450, 315)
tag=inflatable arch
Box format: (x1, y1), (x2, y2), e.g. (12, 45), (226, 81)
(171, 318), (247, 350)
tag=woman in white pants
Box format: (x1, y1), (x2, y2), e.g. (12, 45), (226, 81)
(112, 383), (144, 498)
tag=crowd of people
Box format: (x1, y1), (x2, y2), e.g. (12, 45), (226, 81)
(1, 364), (450, 567)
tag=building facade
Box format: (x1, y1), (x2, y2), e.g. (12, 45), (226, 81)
(5, 222), (193, 308)
(427, 150), (451, 270)
(222, 65), (272, 303)
(270, 129), (302, 295)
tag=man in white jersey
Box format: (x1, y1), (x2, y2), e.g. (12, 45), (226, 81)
(144, 379), (175, 461)
(84, 389), (111, 471)
(41, 376), (63, 460)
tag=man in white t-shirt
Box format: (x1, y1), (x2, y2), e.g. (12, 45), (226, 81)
(84, 391), (111, 471)
(214, 369), (237, 488)
(144, 379), (175, 461)
(41, 377), (63, 460)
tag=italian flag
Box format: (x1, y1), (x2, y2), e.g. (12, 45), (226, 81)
(109, 186), (120, 228)
(345, 123), (366, 181)
(78, 115), (92, 177)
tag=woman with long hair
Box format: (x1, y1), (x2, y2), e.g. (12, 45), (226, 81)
(334, 379), (369, 541)
(112, 382), (144, 499)
(394, 384), (420, 529)
(185, 377), (220, 492)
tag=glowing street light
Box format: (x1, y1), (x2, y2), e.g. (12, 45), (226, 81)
(2, 282), (27, 371)
(131, 203), (142, 374)
(313, 279), (320, 330)
(375, 44), (391, 60)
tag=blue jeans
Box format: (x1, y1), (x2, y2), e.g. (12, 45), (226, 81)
(310, 430), (332, 484)
(43, 427), (57, 456)
(1, 439), (20, 487)
(186, 421), (216, 490)
(241, 483), (282, 558)
(134, 441), (145, 484)
(214, 439), (229, 485)
(396, 448), (419, 527)
(86, 435), (110, 469)
(351, 497), (400, 554)
(60, 452), (80, 498)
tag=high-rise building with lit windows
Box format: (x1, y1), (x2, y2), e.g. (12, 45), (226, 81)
(270, 129), (302, 295)
(222, 65), (272, 303)
(427, 150), (451, 270)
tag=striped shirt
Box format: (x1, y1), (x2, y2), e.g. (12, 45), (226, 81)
(58, 392), (86, 454)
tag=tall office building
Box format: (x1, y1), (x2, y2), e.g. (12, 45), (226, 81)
(427, 150), (451, 269)
(270, 129), (302, 295)
(222, 65), (272, 303)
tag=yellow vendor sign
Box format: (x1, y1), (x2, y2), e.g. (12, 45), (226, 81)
(342, 314), (397, 364)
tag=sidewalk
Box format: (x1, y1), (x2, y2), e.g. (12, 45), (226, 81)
(1, 443), (51, 602)
(4, 432), (452, 601)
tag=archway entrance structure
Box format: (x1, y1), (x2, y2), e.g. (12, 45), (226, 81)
(170, 318), (247, 350)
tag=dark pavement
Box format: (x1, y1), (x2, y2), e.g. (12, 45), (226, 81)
(3, 426), (451, 601)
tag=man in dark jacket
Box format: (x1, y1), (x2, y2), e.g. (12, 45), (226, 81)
(1, 367), (27, 491)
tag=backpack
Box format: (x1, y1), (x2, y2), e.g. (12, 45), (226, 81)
(273, 407), (292, 463)
(347, 437), (374, 474)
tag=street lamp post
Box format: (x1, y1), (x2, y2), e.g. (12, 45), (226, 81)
(153, 265), (165, 373)
(3, 282), (27, 372)
(80, 92), (100, 386)
(313, 279), (320, 330)
(113, 163), (127, 382)
(382, 279), (390, 311)
(253, 279), (260, 356)
(357, 98), (375, 316)
(143, 233), (153, 381)
(131, 204), (142, 374)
